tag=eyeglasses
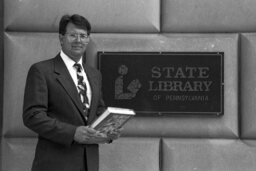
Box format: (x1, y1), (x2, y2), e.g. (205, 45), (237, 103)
(65, 33), (90, 41)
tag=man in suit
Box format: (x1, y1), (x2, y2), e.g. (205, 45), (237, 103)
(23, 14), (120, 171)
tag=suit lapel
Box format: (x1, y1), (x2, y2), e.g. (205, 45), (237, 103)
(53, 54), (85, 120)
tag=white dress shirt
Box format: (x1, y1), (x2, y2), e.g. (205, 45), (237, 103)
(60, 50), (92, 108)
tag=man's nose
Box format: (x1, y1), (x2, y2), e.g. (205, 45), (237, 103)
(75, 35), (82, 42)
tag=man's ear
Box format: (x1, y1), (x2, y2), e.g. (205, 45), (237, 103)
(59, 34), (64, 46)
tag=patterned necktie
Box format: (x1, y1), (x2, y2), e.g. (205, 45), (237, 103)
(73, 63), (89, 118)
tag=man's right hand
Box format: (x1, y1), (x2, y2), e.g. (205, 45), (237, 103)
(74, 126), (110, 144)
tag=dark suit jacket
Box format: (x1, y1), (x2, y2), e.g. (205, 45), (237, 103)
(23, 54), (105, 171)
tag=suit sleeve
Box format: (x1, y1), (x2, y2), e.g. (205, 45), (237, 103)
(23, 64), (77, 146)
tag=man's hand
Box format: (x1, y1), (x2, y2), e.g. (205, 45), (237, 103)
(74, 126), (109, 144)
(106, 128), (123, 141)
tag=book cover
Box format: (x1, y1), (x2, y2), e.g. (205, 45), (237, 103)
(90, 107), (135, 134)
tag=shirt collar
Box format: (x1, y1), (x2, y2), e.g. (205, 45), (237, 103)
(60, 50), (83, 70)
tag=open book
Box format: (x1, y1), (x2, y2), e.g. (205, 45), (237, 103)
(90, 107), (135, 134)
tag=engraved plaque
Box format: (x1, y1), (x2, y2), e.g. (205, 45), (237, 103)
(98, 52), (224, 116)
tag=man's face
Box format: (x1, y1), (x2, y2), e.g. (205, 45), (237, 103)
(59, 22), (90, 62)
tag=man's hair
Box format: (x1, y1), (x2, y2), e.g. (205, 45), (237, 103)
(59, 14), (91, 35)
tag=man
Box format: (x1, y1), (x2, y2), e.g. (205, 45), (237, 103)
(23, 14), (120, 171)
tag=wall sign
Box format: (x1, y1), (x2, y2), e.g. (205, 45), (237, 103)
(98, 52), (224, 116)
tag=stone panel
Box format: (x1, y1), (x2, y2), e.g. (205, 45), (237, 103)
(87, 33), (239, 138)
(3, 32), (59, 137)
(99, 137), (160, 171)
(2, 138), (36, 171)
(1, 137), (160, 171)
(4, 0), (160, 33)
(241, 33), (256, 138)
(3, 33), (239, 139)
(162, 0), (256, 32)
(162, 138), (256, 171)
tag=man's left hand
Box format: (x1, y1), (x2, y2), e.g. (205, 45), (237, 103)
(106, 128), (123, 142)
